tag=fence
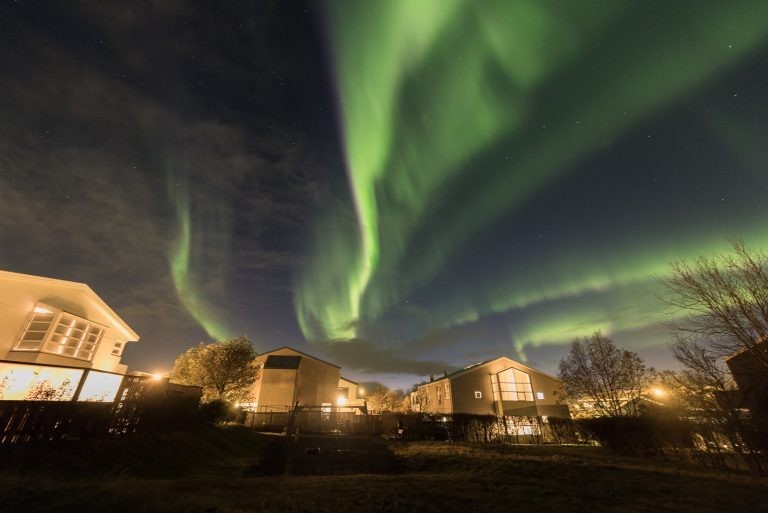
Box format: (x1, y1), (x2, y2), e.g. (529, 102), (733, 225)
(245, 407), (383, 434)
(0, 375), (204, 444)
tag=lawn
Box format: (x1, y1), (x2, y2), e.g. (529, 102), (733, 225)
(0, 429), (765, 513)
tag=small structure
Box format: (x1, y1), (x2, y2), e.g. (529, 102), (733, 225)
(0, 270), (139, 402)
(412, 356), (569, 418)
(338, 376), (365, 409)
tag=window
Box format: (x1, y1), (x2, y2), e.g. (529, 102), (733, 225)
(494, 367), (534, 401)
(112, 342), (124, 356)
(474, 391), (482, 399)
(436, 385), (442, 405)
(14, 304), (105, 361)
(536, 392), (545, 400)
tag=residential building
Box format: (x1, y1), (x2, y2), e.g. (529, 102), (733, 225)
(412, 356), (569, 418)
(0, 270), (139, 401)
(338, 376), (365, 408)
(725, 342), (768, 415)
(248, 346), (362, 412)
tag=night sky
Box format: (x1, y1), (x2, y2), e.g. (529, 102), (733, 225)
(2, 1), (768, 390)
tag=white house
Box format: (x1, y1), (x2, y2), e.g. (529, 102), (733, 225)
(0, 270), (139, 401)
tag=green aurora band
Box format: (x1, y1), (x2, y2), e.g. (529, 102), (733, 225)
(167, 172), (231, 341)
(295, 0), (768, 355)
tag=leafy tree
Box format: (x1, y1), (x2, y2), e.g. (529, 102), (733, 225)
(558, 332), (653, 417)
(171, 336), (258, 402)
(660, 240), (768, 368)
(366, 387), (404, 413)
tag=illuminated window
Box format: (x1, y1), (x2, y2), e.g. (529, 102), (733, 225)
(474, 391), (482, 399)
(536, 392), (545, 400)
(14, 304), (105, 361)
(112, 342), (124, 356)
(436, 384), (442, 405)
(495, 367), (534, 401)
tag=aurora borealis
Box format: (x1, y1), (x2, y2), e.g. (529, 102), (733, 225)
(2, 1), (768, 387)
(294, 1), (768, 374)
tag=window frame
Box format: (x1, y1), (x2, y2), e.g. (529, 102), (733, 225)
(14, 303), (107, 362)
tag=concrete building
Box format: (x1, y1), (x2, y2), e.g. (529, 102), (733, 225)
(248, 346), (361, 412)
(0, 270), (139, 401)
(412, 356), (569, 418)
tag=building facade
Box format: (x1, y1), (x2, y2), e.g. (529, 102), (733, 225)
(413, 356), (569, 418)
(0, 270), (139, 401)
(248, 346), (355, 412)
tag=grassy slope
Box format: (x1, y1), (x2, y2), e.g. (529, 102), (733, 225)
(0, 435), (766, 513)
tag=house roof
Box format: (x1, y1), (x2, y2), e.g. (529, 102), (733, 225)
(258, 346), (341, 369)
(419, 355), (560, 386)
(724, 340), (768, 361)
(339, 376), (359, 385)
(0, 269), (139, 341)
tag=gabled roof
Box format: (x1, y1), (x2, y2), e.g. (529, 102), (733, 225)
(339, 376), (359, 385)
(0, 269), (139, 341)
(258, 346), (341, 369)
(420, 355), (560, 386)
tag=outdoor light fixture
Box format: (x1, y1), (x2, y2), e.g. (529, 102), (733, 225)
(337, 395), (347, 407)
(151, 373), (164, 381)
(652, 387), (665, 397)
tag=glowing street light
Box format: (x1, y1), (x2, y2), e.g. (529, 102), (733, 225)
(151, 372), (164, 381)
(337, 395), (347, 407)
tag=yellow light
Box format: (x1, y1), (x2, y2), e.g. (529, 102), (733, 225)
(359, 387), (365, 396)
(151, 373), (164, 381)
(337, 395), (347, 407)
(652, 387), (665, 397)
(34, 306), (52, 314)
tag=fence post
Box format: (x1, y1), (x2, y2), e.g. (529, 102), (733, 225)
(70, 369), (90, 402)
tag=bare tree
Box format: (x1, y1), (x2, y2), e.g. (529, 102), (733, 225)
(664, 337), (766, 474)
(658, 243), (768, 474)
(408, 386), (432, 414)
(558, 332), (653, 417)
(171, 336), (259, 402)
(660, 240), (768, 367)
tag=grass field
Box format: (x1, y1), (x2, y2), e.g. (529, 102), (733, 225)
(0, 428), (765, 513)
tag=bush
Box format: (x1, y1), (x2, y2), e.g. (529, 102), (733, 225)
(576, 414), (694, 457)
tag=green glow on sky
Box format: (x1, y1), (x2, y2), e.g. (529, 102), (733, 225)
(296, 0), (768, 351)
(167, 173), (231, 341)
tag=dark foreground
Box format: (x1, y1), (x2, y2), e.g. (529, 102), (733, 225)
(0, 427), (765, 513)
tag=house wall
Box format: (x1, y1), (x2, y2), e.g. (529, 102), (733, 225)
(0, 273), (133, 374)
(295, 355), (340, 406)
(257, 368), (298, 411)
(416, 378), (453, 414)
(339, 377), (359, 400)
